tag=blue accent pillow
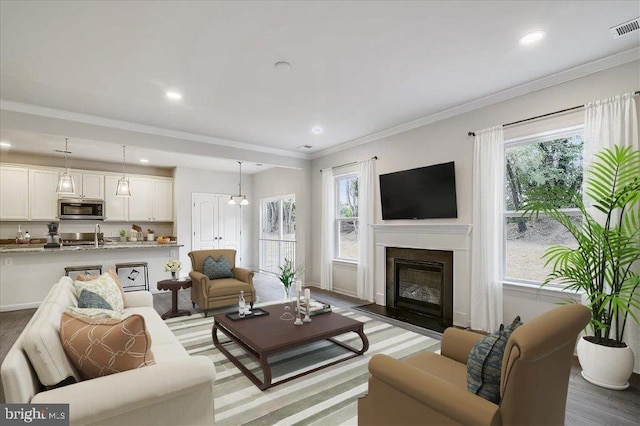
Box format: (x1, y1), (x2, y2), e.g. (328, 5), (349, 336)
(467, 316), (523, 403)
(77, 289), (114, 310)
(202, 255), (233, 279)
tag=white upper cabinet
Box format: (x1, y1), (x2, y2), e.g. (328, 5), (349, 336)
(128, 177), (152, 221)
(151, 179), (173, 221)
(81, 173), (104, 199)
(29, 169), (59, 220)
(104, 175), (129, 221)
(127, 177), (173, 222)
(57, 172), (104, 200)
(0, 166), (29, 220)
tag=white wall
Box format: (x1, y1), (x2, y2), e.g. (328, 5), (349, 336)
(173, 167), (253, 272)
(307, 60), (640, 314)
(251, 167), (311, 281)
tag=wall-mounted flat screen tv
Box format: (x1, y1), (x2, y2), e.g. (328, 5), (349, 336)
(379, 161), (458, 220)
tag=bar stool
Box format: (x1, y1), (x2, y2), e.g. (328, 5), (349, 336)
(115, 261), (149, 292)
(64, 265), (103, 279)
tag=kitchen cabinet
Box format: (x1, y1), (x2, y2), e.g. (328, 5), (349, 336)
(29, 169), (59, 220)
(58, 172), (104, 200)
(128, 177), (173, 222)
(0, 166), (29, 220)
(104, 175), (129, 221)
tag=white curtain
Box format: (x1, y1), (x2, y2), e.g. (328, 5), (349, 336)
(357, 159), (375, 301)
(320, 168), (335, 291)
(470, 126), (504, 332)
(583, 93), (639, 372)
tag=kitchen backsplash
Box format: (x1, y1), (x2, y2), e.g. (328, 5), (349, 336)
(0, 221), (175, 241)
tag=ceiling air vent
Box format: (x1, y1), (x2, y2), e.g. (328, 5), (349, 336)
(610, 17), (639, 39)
(297, 144), (313, 150)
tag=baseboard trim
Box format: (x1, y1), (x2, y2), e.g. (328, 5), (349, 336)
(1, 301), (41, 312)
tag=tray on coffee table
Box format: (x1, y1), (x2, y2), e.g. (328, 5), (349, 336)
(225, 308), (269, 321)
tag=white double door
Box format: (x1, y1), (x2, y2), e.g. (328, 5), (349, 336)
(192, 193), (241, 258)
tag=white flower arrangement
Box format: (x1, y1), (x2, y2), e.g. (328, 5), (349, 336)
(164, 259), (182, 273)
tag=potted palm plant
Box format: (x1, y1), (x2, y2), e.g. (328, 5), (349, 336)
(523, 145), (640, 390)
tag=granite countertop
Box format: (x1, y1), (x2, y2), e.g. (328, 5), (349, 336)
(0, 242), (182, 254)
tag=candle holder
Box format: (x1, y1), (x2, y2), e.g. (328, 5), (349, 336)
(302, 287), (312, 322)
(293, 285), (303, 326)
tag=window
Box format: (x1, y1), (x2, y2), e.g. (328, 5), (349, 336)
(335, 173), (359, 260)
(503, 127), (583, 284)
(259, 195), (296, 273)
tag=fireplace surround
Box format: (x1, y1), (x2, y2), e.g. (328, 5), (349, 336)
(386, 247), (453, 327)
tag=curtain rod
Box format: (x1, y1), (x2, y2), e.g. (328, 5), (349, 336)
(467, 90), (640, 137)
(320, 156), (378, 172)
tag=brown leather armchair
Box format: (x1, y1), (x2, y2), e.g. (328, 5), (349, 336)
(188, 249), (256, 317)
(358, 304), (591, 426)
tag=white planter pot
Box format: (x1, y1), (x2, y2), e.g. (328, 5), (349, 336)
(577, 336), (635, 390)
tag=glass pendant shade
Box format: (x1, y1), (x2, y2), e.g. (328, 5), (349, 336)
(115, 145), (132, 197)
(56, 171), (76, 195)
(229, 161), (249, 206)
(115, 176), (131, 197)
(56, 137), (76, 194)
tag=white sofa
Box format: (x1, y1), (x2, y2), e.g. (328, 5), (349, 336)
(1, 276), (216, 425)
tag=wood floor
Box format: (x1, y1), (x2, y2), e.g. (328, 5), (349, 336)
(1, 273), (639, 425)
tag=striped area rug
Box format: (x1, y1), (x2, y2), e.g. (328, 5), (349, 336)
(166, 307), (440, 426)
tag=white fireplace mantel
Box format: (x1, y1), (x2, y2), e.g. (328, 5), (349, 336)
(373, 223), (472, 327)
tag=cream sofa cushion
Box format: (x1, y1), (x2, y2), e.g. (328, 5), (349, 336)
(22, 281), (81, 387)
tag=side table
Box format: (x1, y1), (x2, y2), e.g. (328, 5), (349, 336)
(157, 278), (192, 320)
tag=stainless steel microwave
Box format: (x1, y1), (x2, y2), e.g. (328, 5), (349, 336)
(58, 199), (105, 220)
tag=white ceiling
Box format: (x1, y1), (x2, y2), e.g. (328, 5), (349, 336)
(1, 1), (639, 168)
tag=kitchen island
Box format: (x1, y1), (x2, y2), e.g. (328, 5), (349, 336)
(0, 242), (184, 311)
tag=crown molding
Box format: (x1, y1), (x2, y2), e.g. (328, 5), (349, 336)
(311, 47), (640, 159)
(0, 100), (311, 160)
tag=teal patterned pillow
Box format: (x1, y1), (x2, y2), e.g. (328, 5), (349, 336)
(77, 289), (113, 310)
(467, 316), (523, 403)
(203, 255), (233, 279)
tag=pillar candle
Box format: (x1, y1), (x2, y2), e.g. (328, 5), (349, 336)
(296, 281), (302, 293)
(305, 288), (311, 302)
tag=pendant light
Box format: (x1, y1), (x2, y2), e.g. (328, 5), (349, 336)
(115, 145), (132, 197)
(228, 161), (249, 206)
(56, 138), (76, 195)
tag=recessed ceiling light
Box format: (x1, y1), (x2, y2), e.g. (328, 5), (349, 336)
(256, 163), (263, 167)
(519, 30), (545, 45)
(140, 159), (149, 163)
(274, 61), (292, 71)
(166, 91), (182, 100)
(311, 127), (324, 135)
(0, 142), (11, 147)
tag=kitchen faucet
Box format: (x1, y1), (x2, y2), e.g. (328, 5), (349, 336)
(94, 224), (101, 247)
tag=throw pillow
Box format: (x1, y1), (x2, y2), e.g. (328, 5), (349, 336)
(60, 311), (155, 380)
(66, 307), (123, 320)
(77, 289), (113, 310)
(467, 316), (523, 404)
(76, 269), (125, 297)
(73, 272), (124, 314)
(202, 255), (233, 279)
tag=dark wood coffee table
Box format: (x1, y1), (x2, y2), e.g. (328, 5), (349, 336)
(212, 304), (369, 390)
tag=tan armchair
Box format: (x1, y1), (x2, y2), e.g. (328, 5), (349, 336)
(358, 304), (591, 426)
(188, 249), (256, 317)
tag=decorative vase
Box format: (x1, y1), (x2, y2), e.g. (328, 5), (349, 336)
(171, 271), (178, 280)
(282, 285), (292, 302)
(577, 336), (635, 390)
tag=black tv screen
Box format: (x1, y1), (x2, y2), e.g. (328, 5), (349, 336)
(380, 161), (458, 220)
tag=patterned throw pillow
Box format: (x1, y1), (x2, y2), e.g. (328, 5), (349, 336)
(73, 273), (124, 313)
(60, 311), (155, 380)
(467, 316), (523, 404)
(203, 255), (233, 279)
(75, 270), (125, 298)
(78, 289), (113, 310)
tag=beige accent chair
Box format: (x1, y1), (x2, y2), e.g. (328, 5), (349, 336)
(358, 304), (591, 426)
(188, 249), (256, 317)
